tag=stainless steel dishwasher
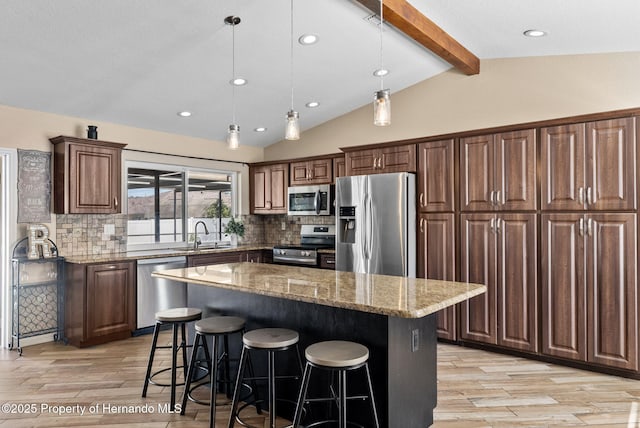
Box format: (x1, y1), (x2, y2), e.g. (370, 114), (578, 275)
(136, 256), (187, 331)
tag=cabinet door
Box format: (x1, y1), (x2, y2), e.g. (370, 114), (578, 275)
(188, 252), (243, 267)
(86, 262), (135, 339)
(418, 213), (456, 340)
(417, 140), (455, 212)
(495, 129), (537, 211)
(379, 144), (417, 173)
(586, 118), (636, 211)
(69, 143), (121, 213)
(459, 213), (497, 344)
(289, 161), (310, 186)
(245, 251), (262, 263)
(586, 213), (637, 370)
(541, 214), (586, 361)
(459, 135), (495, 212)
(345, 148), (378, 176)
(540, 124), (586, 211)
(251, 166), (269, 212)
(333, 156), (346, 183)
(268, 164), (288, 213)
(251, 164), (288, 214)
(496, 213), (537, 352)
(307, 158), (333, 184)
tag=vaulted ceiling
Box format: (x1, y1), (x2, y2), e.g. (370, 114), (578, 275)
(1, 0), (639, 148)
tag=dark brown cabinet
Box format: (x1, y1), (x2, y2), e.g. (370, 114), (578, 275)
(417, 140), (455, 213)
(460, 213), (537, 352)
(541, 118), (636, 211)
(333, 155), (346, 183)
(319, 253), (336, 269)
(65, 261), (136, 347)
(188, 250), (265, 267)
(250, 163), (288, 214)
(541, 213), (637, 370)
(50, 136), (126, 214)
(418, 213), (456, 340)
(289, 157), (333, 186)
(344, 144), (416, 176)
(459, 130), (536, 212)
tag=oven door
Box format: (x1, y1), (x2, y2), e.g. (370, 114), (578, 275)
(287, 185), (332, 216)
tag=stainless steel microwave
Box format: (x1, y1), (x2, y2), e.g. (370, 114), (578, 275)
(287, 184), (334, 216)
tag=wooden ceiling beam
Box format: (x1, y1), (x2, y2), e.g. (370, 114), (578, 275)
(355, 0), (480, 75)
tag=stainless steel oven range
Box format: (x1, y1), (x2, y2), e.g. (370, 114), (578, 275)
(272, 224), (335, 267)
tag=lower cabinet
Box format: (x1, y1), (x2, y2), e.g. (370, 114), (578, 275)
(319, 253), (336, 269)
(417, 213), (456, 340)
(188, 250), (267, 267)
(459, 213), (537, 352)
(541, 213), (638, 371)
(65, 261), (136, 347)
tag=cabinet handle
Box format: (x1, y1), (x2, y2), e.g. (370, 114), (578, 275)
(326, 259), (335, 264)
(372, 157), (377, 169)
(419, 193), (424, 207)
(267, 201), (271, 209)
(114, 197), (118, 208)
(106, 265), (116, 269)
(496, 218), (502, 233)
(419, 217), (424, 233)
(587, 187), (594, 205)
(578, 187), (584, 205)
(578, 218), (584, 236)
(490, 217), (496, 233)
(489, 191), (495, 205)
(587, 217), (593, 237)
(495, 190), (501, 206)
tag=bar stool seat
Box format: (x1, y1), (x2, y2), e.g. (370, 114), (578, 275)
(142, 307), (202, 412)
(181, 316), (246, 428)
(229, 328), (302, 428)
(292, 340), (380, 428)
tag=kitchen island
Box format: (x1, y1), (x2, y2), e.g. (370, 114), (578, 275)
(153, 262), (485, 427)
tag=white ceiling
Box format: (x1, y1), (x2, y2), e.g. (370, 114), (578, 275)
(1, 0), (639, 149)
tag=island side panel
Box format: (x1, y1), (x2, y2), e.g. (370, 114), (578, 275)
(188, 282), (438, 427)
(388, 314), (437, 427)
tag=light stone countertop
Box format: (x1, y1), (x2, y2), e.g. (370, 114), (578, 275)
(152, 262), (486, 319)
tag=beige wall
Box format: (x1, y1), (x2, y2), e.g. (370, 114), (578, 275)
(0, 105), (264, 216)
(264, 52), (640, 160)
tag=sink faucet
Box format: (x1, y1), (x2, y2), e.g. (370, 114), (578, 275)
(194, 221), (209, 250)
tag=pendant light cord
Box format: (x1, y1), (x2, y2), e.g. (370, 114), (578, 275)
(379, 0), (384, 90)
(290, 0), (295, 110)
(231, 20), (237, 124)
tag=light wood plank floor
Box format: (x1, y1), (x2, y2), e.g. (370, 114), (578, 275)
(1, 333), (639, 427)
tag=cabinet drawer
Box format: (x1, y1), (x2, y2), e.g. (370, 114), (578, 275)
(319, 254), (336, 270)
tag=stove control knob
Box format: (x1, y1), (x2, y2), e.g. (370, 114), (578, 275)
(303, 251), (310, 257)
(281, 250), (286, 255)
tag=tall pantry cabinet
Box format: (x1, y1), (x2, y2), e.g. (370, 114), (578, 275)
(417, 140), (456, 340)
(540, 118), (638, 371)
(458, 129), (538, 352)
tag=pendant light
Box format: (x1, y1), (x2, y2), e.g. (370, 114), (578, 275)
(225, 15), (241, 149)
(373, 0), (390, 126)
(285, 0), (300, 140)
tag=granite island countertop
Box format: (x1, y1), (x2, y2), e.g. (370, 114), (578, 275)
(152, 262), (486, 319)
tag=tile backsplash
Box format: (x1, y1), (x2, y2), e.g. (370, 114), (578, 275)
(56, 214), (127, 257)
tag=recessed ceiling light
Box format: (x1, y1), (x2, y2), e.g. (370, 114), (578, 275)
(254, 127), (267, 132)
(523, 29), (546, 37)
(373, 69), (389, 77)
(298, 34), (318, 45)
(177, 111), (192, 117)
(305, 101), (320, 108)
(230, 77), (247, 86)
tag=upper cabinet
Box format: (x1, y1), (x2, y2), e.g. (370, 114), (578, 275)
(344, 144), (416, 176)
(250, 163), (288, 214)
(417, 139), (455, 212)
(459, 129), (537, 212)
(333, 155), (346, 183)
(289, 157), (333, 186)
(541, 117), (636, 211)
(50, 136), (126, 214)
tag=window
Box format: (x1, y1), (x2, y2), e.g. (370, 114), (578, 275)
(126, 162), (236, 249)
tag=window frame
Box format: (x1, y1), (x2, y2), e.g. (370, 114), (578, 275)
(125, 160), (238, 251)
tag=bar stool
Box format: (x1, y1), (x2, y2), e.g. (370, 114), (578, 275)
(228, 328), (302, 428)
(180, 316), (246, 428)
(142, 307), (202, 411)
(291, 340), (380, 428)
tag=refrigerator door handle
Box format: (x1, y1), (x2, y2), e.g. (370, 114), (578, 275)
(367, 194), (374, 258)
(362, 194), (369, 259)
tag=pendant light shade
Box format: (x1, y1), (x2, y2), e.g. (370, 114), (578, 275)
(285, 110), (300, 140)
(227, 124), (240, 150)
(373, 89), (391, 126)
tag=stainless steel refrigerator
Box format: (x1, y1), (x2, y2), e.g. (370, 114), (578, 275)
(336, 172), (415, 277)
